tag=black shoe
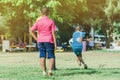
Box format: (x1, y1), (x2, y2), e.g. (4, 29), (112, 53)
(52, 68), (57, 70)
(84, 64), (88, 69)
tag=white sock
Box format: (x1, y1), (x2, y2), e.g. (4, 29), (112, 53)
(43, 71), (47, 75)
(48, 70), (52, 73)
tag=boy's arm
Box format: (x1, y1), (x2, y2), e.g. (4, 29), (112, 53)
(29, 28), (37, 41)
(79, 37), (82, 42)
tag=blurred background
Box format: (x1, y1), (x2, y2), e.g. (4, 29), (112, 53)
(0, 0), (120, 52)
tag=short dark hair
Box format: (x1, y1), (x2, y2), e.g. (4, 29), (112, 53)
(41, 6), (49, 15)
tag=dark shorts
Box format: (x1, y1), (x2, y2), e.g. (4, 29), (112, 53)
(37, 42), (55, 59)
(72, 47), (82, 56)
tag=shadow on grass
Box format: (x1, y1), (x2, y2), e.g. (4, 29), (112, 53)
(57, 68), (120, 76)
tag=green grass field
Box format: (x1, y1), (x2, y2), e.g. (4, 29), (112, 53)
(0, 51), (120, 80)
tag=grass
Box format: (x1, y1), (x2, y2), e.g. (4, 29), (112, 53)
(0, 51), (120, 80)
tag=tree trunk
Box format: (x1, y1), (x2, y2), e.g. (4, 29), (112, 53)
(28, 21), (32, 51)
(90, 27), (94, 41)
(29, 21), (32, 45)
(106, 37), (110, 48)
(106, 27), (113, 48)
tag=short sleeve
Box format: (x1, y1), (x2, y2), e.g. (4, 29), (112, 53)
(31, 22), (38, 31)
(82, 32), (86, 38)
(51, 21), (56, 32)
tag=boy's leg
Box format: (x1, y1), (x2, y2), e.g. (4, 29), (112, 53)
(38, 42), (47, 75)
(77, 54), (85, 65)
(40, 58), (47, 75)
(48, 58), (54, 76)
(45, 42), (55, 76)
(77, 54), (88, 69)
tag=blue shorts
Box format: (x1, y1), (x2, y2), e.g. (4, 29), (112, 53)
(72, 47), (82, 56)
(37, 42), (55, 59)
(71, 42), (83, 56)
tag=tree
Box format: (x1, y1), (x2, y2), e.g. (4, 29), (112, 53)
(82, 18), (102, 37)
(0, 0), (61, 41)
(2, 0), (120, 48)
(54, 0), (88, 42)
(0, 0), (88, 43)
(0, 15), (9, 35)
(104, 0), (120, 48)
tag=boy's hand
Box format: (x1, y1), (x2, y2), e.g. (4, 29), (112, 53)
(54, 44), (57, 50)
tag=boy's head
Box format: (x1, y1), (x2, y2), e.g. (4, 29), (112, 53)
(41, 6), (49, 15)
(75, 26), (81, 31)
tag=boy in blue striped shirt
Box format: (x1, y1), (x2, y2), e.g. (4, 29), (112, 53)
(71, 26), (87, 69)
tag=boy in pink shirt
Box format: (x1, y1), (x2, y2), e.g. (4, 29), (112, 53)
(29, 6), (57, 76)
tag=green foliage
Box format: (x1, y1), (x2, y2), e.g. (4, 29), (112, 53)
(113, 22), (120, 34)
(0, 16), (9, 34)
(1, 0), (120, 43)
(104, 0), (120, 17)
(0, 0), (87, 42)
(104, 0), (120, 25)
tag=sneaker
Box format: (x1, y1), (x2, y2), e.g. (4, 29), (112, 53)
(84, 64), (88, 69)
(52, 68), (57, 70)
(43, 72), (47, 76)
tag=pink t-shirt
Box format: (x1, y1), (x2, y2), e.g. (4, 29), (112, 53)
(31, 16), (56, 43)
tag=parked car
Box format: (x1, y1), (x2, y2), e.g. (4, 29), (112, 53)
(94, 35), (106, 48)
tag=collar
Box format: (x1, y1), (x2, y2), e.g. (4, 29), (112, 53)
(41, 15), (48, 19)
